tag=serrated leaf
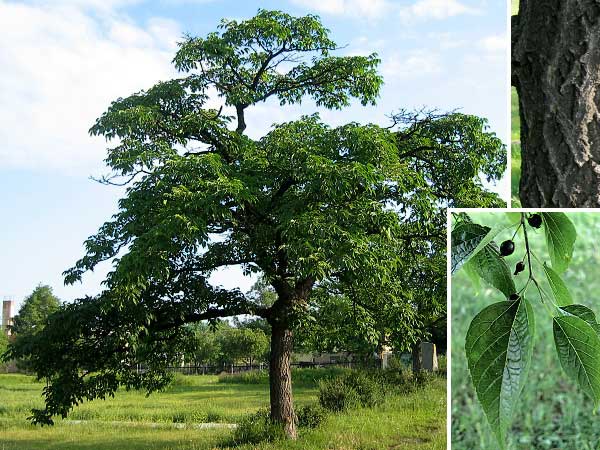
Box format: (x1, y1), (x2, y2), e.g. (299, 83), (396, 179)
(462, 258), (481, 288)
(560, 304), (600, 335)
(553, 316), (600, 406)
(465, 299), (535, 447)
(542, 213), (576, 273)
(468, 223), (516, 268)
(467, 243), (516, 298)
(543, 263), (573, 306)
(451, 223), (490, 274)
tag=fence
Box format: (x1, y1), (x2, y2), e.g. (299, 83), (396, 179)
(159, 360), (379, 375)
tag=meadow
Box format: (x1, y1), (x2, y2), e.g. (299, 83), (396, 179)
(451, 212), (600, 449)
(0, 369), (446, 449)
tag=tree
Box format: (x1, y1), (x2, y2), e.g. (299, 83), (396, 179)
(11, 285), (61, 337)
(218, 327), (269, 366)
(183, 322), (220, 366)
(6, 10), (505, 439)
(512, 0), (600, 206)
(0, 331), (8, 360)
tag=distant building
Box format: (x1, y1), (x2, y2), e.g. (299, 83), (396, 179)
(2, 299), (14, 336)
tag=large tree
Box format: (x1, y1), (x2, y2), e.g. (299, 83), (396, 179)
(6, 10), (504, 439)
(512, 0), (600, 206)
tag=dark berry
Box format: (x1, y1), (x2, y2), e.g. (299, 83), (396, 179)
(509, 293), (520, 301)
(527, 214), (542, 228)
(500, 240), (515, 256)
(514, 261), (525, 275)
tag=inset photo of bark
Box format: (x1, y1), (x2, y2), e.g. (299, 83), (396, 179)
(512, 0), (600, 207)
(451, 211), (600, 449)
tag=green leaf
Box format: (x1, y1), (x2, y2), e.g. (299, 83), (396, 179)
(542, 213), (576, 273)
(559, 304), (600, 335)
(553, 315), (600, 406)
(465, 298), (535, 447)
(451, 223), (490, 274)
(462, 259), (481, 288)
(466, 243), (516, 298)
(505, 212), (521, 225)
(543, 263), (573, 306)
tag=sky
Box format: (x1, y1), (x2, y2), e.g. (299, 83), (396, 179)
(0, 0), (508, 313)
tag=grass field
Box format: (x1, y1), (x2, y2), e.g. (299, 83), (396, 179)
(451, 212), (600, 449)
(0, 371), (446, 449)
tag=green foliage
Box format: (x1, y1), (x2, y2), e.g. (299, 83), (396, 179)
(11, 8), (505, 428)
(318, 371), (384, 412)
(543, 263), (572, 306)
(232, 408), (286, 445)
(542, 213), (576, 273)
(450, 222), (490, 274)
(11, 284), (61, 336)
(318, 379), (361, 412)
(465, 299), (534, 447)
(452, 212), (600, 449)
(465, 243), (515, 298)
(216, 327), (269, 365)
(553, 315), (600, 406)
(296, 404), (327, 428)
(0, 331), (8, 361)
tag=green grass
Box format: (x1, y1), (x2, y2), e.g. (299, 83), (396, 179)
(0, 371), (446, 449)
(452, 212), (600, 449)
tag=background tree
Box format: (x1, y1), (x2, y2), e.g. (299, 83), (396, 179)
(11, 285), (61, 337)
(6, 9), (505, 439)
(0, 331), (8, 361)
(217, 327), (269, 366)
(183, 322), (220, 366)
(512, 0), (600, 206)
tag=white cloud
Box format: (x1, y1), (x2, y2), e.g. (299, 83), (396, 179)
(0, 2), (182, 174)
(290, 0), (391, 19)
(382, 50), (441, 79)
(399, 0), (479, 21)
(478, 34), (507, 54)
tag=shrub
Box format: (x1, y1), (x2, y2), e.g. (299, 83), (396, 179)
(343, 371), (385, 407)
(232, 409), (286, 445)
(296, 404), (327, 428)
(318, 377), (361, 412)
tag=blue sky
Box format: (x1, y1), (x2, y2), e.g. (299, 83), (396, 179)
(0, 0), (508, 312)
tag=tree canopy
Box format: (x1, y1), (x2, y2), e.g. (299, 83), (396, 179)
(11, 285), (61, 337)
(6, 9), (505, 437)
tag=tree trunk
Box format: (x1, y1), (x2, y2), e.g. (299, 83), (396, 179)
(512, 0), (600, 206)
(269, 323), (296, 439)
(412, 342), (421, 373)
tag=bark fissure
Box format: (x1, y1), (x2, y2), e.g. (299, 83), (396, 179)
(513, 0), (600, 206)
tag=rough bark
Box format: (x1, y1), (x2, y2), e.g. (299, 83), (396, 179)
(512, 0), (600, 206)
(269, 323), (296, 439)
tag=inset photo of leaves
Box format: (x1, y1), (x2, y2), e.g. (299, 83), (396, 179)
(451, 211), (600, 449)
